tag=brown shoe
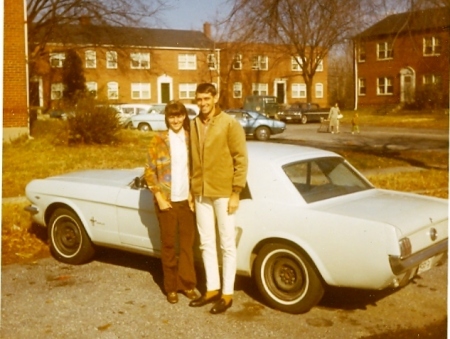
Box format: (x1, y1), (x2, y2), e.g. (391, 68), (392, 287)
(210, 298), (233, 314)
(167, 292), (178, 304)
(183, 289), (199, 300)
(189, 293), (220, 307)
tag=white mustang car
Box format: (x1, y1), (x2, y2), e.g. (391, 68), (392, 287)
(25, 142), (448, 314)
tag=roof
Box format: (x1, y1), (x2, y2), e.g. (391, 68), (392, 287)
(356, 7), (450, 39)
(40, 24), (215, 50)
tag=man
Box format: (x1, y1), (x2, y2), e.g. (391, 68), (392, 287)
(189, 83), (248, 314)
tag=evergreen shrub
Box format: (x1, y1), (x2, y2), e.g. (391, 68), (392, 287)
(67, 98), (120, 144)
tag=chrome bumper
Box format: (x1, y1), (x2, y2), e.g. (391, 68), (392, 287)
(24, 205), (39, 215)
(389, 239), (448, 275)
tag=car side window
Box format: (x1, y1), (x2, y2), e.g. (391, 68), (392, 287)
(123, 107), (134, 115)
(240, 182), (252, 200)
(229, 111), (243, 119)
(137, 108), (147, 114)
(283, 158), (371, 203)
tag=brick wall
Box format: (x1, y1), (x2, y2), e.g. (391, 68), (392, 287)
(3, 0), (29, 140)
(357, 29), (449, 108)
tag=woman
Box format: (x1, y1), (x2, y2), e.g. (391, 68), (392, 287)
(144, 100), (198, 304)
(328, 103), (340, 134)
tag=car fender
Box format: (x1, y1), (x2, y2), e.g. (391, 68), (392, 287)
(35, 191), (121, 246)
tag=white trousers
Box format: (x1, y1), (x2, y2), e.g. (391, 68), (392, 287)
(194, 196), (237, 295)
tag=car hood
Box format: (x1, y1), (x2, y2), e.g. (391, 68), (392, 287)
(44, 168), (144, 188)
(317, 189), (448, 235)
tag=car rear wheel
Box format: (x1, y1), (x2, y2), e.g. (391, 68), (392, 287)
(48, 208), (95, 265)
(254, 126), (270, 141)
(301, 115), (308, 124)
(138, 123), (152, 132)
(254, 243), (324, 314)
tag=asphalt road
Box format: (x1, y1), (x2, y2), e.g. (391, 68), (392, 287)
(1, 122), (448, 339)
(1, 250), (447, 339)
(273, 122), (449, 152)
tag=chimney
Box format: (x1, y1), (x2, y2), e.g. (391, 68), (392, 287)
(203, 22), (211, 39)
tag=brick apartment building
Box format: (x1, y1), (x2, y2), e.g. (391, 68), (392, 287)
(218, 42), (328, 109)
(354, 7), (450, 109)
(3, 13), (330, 141)
(3, 0), (29, 142)
(31, 21), (329, 112)
(31, 22), (218, 110)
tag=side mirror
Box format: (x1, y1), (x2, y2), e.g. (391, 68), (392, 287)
(134, 177), (141, 188)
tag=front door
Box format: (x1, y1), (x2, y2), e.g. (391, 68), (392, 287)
(400, 68), (415, 104)
(274, 80), (286, 104)
(276, 83), (285, 104)
(161, 83), (170, 103)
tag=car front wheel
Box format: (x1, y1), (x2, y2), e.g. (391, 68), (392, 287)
(254, 126), (270, 141)
(48, 208), (95, 265)
(138, 123), (152, 132)
(254, 243), (324, 314)
(301, 115), (308, 124)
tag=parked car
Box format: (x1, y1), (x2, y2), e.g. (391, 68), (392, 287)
(24, 142), (448, 314)
(48, 109), (75, 120)
(278, 102), (330, 124)
(124, 103), (198, 131)
(243, 95), (281, 119)
(113, 103), (165, 125)
(225, 109), (286, 141)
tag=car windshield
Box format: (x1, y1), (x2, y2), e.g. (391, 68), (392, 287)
(283, 157), (372, 203)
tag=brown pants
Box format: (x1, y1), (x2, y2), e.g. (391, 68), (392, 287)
(155, 200), (197, 293)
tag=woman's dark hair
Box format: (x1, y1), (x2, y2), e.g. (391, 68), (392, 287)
(164, 100), (190, 131)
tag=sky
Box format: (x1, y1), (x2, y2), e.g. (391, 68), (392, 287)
(160, 0), (230, 31)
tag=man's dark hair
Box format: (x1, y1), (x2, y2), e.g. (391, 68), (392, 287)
(164, 100), (190, 131)
(196, 83), (217, 96)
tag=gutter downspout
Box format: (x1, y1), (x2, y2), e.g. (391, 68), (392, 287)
(24, 0), (31, 136)
(353, 39), (358, 111)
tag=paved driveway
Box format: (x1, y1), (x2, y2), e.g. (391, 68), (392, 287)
(273, 123), (449, 152)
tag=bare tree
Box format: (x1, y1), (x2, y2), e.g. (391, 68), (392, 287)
(27, 0), (169, 60)
(222, 0), (380, 103)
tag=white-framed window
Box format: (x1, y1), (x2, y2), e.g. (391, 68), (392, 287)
(85, 50), (96, 68)
(377, 77), (393, 95)
(179, 83), (196, 99)
(107, 81), (119, 99)
(106, 51), (118, 69)
(233, 54), (242, 70)
(423, 74), (442, 86)
(51, 83), (64, 99)
(358, 78), (366, 96)
(233, 82), (242, 98)
(316, 59), (323, 72)
(130, 52), (150, 69)
(207, 54), (217, 69)
(131, 83), (151, 99)
(292, 83), (306, 98)
(423, 37), (441, 56)
(49, 53), (65, 68)
(178, 54), (197, 70)
(358, 44), (366, 62)
(315, 83), (323, 98)
(377, 42), (393, 60)
(252, 55), (268, 70)
(86, 82), (98, 98)
(291, 56), (303, 71)
(252, 83), (268, 95)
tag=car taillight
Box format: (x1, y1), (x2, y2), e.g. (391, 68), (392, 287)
(399, 237), (412, 258)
